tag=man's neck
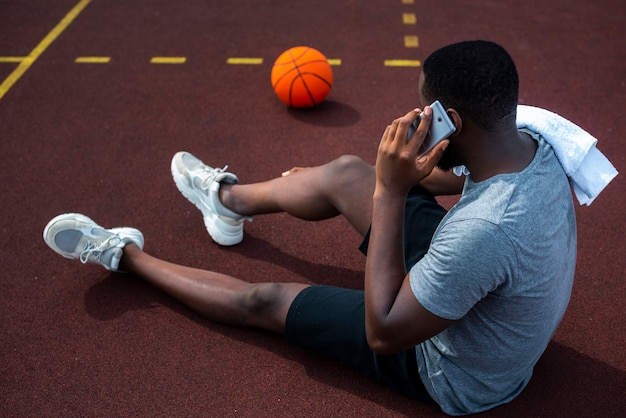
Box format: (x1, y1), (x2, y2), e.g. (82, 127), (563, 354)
(463, 128), (538, 183)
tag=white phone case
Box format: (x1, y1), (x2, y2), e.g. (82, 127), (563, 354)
(407, 100), (456, 156)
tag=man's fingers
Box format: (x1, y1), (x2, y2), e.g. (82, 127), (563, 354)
(282, 166), (309, 176)
(417, 139), (449, 168)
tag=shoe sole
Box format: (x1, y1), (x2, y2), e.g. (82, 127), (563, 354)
(170, 153), (243, 246)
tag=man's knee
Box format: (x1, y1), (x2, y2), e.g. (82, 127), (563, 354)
(329, 155), (370, 174)
(326, 155), (373, 186)
(237, 283), (305, 331)
(239, 283), (281, 315)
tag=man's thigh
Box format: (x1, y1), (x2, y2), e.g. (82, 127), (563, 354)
(285, 285), (433, 402)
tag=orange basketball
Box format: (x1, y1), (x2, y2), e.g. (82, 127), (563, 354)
(271, 46), (333, 108)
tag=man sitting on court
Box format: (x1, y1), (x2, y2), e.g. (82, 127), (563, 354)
(43, 40), (577, 415)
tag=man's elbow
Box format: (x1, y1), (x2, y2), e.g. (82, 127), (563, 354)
(366, 330), (407, 355)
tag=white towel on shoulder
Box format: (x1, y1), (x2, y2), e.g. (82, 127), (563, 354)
(516, 105), (618, 205)
(452, 105), (618, 205)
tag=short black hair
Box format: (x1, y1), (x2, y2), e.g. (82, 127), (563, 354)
(422, 40), (519, 131)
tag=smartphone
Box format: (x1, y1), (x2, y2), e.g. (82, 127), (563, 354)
(407, 100), (456, 156)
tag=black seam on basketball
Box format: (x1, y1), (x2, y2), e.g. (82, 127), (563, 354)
(289, 51), (314, 106)
(298, 72), (332, 88)
(272, 67), (301, 89)
(301, 76), (316, 106)
(297, 59), (328, 66)
(289, 47), (311, 63)
(288, 74), (314, 107)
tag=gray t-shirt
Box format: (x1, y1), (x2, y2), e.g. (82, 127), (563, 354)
(410, 133), (576, 415)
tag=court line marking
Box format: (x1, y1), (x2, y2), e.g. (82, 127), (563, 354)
(0, 0), (92, 101)
(404, 35), (419, 48)
(226, 57), (342, 66)
(226, 57), (263, 65)
(75, 56), (111, 63)
(402, 13), (416, 24)
(0, 57), (27, 63)
(384, 59), (421, 67)
(0, 55), (414, 68)
(151, 57), (187, 64)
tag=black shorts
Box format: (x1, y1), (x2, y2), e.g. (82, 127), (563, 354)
(284, 185), (447, 403)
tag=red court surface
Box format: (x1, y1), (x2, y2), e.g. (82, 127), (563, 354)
(1, 0), (624, 416)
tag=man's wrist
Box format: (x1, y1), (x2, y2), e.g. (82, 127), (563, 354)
(373, 184), (410, 201)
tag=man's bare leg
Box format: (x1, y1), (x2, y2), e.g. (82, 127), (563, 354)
(120, 244), (309, 333)
(122, 156), (375, 331)
(45, 155), (376, 333)
(220, 155), (376, 237)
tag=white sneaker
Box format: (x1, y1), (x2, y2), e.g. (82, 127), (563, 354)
(43, 213), (144, 272)
(171, 152), (251, 246)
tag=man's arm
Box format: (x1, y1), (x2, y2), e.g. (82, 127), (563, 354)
(365, 108), (454, 355)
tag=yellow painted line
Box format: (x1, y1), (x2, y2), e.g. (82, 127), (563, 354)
(404, 35), (419, 48)
(0, 0), (92, 100)
(327, 59), (341, 66)
(226, 57), (263, 65)
(402, 0), (415, 4)
(75, 56), (111, 63)
(384, 59), (421, 67)
(402, 13), (416, 24)
(0, 57), (27, 63)
(151, 57), (186, 64)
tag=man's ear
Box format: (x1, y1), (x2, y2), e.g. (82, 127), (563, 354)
(447, 109), (462, 136)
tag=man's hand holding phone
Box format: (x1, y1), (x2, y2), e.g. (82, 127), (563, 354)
(375, 106), (450, 196)
(407, 100), (456, 156)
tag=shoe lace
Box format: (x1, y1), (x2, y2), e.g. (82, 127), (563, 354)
(199, 165), (229, 191)
(79, 235), (122, 264)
